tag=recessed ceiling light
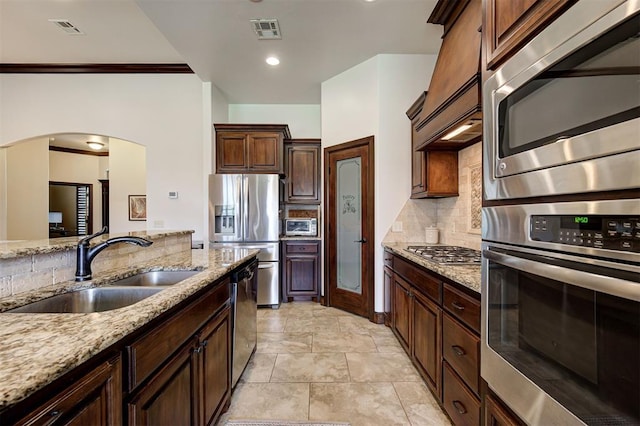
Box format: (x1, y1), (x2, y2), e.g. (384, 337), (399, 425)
(266, 56), (280, 66)
(87, 141), (104, 150)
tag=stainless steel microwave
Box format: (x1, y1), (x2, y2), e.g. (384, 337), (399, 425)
(284, 218), (317, 236)
(483, 0), (640, 201)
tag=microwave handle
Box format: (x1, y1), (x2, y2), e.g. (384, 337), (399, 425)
(483, 249), (640, 302)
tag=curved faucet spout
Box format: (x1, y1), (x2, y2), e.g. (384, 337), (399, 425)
(75, 229), (153, 281)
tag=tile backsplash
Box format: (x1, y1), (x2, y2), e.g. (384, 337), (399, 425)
(384, 142), (482, 251)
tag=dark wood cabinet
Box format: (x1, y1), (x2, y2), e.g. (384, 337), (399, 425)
(391, 262), (442, 397)
(412, 290), (442, 397)
(214, 124), (291, 174)
(99, 179), (109, 230)
(386, 249), (482, 426)
(484, 0), (576, 70)
(485, 394), (524, 426)
(127, 279), (232, 426)
(199, 305), (232, 426)
(407, 93), (459, 198)
(14, 356), (122, 426)
(128, 342), (198, 426)
(284, 140), (321, 204)
(282, 240), (320, 301)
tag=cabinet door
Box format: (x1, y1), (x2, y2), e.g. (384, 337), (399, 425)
(412, 290), (442, 398)
(128, 342), (198, 426)
(484, 0), (576, 69)
(15, 357), (122, 426)
(411, 150), (426, 196)
(247, 132), (282, 172)
(383, 265), (393, 327)
(285, 144), (320, 203)
(283, 241), (320, 300)
(199, 306), (232, 426)
(485, 395), (523, 426)
(216, 132), (248, 172)
(392, 275), (412, 353)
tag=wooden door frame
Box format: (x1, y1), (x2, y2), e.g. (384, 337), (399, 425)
(323, 136), (375, 322)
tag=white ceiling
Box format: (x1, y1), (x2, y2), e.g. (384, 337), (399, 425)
(0, 0), (442, 105)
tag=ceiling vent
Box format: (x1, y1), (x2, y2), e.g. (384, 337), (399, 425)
(49, 19), (85, 35)
(250, 19), (281, 39)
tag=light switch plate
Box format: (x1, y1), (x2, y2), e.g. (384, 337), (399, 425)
(168, 191), (178, 199)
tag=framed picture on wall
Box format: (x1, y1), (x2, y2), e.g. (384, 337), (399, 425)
(128, 195), (147, 221)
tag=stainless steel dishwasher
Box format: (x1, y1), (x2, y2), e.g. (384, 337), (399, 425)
(230, 259), (258, 388)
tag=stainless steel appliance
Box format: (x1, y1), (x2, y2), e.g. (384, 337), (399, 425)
(230, 259), (258, 389)
(284, 218), (317, 236)
(209, 174), (280, 307)
(483, 0), (640, 201)
(482, 200), (640, 425)
(404, 246), (481, 265)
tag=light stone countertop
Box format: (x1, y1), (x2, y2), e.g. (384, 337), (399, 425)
(383, 242), (481, 294)
(0, 247), (259, 410)
(0, 229), (194, 260)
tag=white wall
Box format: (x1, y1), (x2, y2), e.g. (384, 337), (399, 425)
(0, 73), (207, 241)
(229, 104), (321, 138)
(5, 139), (49, 240)
(109, 138), (146, 232)
(321, 54), (437, 313)
(0, 148), (6, 240)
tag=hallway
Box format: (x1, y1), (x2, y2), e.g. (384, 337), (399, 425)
(218, 302), (452, 426)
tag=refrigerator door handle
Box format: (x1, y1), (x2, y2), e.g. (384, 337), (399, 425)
(242, 175), (249, 243)
(237, 175), (244, 241)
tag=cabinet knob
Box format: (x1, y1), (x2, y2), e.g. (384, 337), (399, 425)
(194, 346), (202, 354)
(451, 345), (466, 357)
(49, 410), (61, 417)
(451, 301), (465, 311)
(452, 400), (467, 415)
(201, 340), (208, 348)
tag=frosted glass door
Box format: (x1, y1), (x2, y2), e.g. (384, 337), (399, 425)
(336, 157), (362, 294)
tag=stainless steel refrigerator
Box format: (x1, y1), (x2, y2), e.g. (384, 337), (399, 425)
(209, 174), (280, 307)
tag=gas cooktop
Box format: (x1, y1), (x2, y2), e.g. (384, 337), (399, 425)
(404, 245), (481, 265)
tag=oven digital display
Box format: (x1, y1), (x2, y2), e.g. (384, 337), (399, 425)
(560, 216), (602, 230)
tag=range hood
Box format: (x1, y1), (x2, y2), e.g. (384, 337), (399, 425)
(415, 0), (482, 150)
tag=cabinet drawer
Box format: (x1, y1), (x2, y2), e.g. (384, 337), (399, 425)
(443, 362), (481, 426)
(443, 284), (480, 333)
(126, 278), (230, 391)
(394, 257), (441, 303)
(284, 241), (319, 254)
(383, 250), (393, 268)
(443, 313), (479, 395)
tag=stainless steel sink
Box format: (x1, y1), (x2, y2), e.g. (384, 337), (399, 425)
(110, 270), (200, 287)
(6, 287), (164, 313)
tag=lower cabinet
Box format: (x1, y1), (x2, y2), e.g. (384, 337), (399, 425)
(387, 249), (482, 426)
(126, 280), (232, 426)
(485, 394), (524, 426)
(128, 305), (231, 426)
(14, 356), (122, 426)
(282, 240), (320, 302)
(392, 273), (442, 397)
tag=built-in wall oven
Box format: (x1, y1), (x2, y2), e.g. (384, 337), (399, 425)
(481, 1), (640, 424)
(483, 0), (640, 201)
(482, 200), (639, 425)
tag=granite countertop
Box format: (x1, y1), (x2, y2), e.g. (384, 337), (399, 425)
(0, 230), (194, 260)
(0, 247), (259, 410)
(383, 242), (481, 294)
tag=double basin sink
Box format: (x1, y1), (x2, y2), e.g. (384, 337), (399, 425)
(7, 270), (200, 314)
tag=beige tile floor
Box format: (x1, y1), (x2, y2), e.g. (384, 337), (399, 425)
(217, 302), (452, 426)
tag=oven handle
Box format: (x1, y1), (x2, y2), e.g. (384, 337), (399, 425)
(483, 249), (640, 302)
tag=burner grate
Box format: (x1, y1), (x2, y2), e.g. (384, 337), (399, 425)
(405, 245), (481, 265)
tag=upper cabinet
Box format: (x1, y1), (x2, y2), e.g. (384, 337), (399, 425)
(484, 0), (577, 70)
(414, 0), (483, 150)
(284, 139), (321, 204)
(214, 124), (291, 174)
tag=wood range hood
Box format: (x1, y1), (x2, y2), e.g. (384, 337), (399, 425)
(415, 0), (482, 151)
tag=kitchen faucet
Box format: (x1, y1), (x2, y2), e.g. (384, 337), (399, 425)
(75, 226), (153, 281)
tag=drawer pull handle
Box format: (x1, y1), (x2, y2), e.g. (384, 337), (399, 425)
(452, 345), (466, 357)
(50, 410), (61, 417)
(452, 400), (467, 415)
(451, 301), (465, 311)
